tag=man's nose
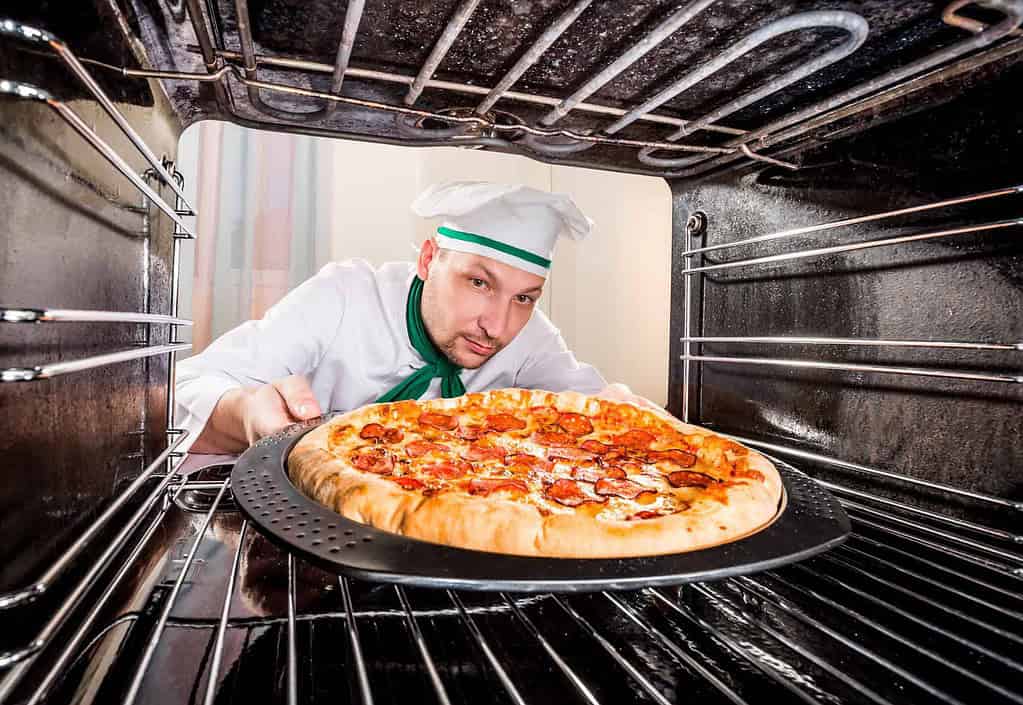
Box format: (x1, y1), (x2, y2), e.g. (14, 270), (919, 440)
(477, 300), (509, 341)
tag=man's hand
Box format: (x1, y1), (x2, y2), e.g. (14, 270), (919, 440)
(239, 375), (323, 443)
(596, 383), (670, 417)
(191, 375), (323, 454)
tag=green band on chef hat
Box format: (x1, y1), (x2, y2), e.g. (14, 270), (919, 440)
(412, 181), (593, 278)
(436, 226), (552, 270)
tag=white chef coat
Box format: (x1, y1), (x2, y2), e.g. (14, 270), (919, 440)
(175, 260), (606, 447)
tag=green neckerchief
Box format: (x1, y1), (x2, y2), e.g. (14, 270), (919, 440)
(376, 276), (466, 402)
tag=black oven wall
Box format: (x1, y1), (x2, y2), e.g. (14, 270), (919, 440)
(667, 57), (1023, 526)
(0, 0), (183, 630)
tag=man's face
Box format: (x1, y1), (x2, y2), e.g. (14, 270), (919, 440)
(418, 240), (544, 369)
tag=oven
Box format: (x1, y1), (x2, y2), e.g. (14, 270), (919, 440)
(1, 1), (1020, 703)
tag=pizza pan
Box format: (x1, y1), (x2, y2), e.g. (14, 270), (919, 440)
(232, 416), (850, 593)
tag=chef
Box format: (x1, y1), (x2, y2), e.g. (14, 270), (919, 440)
(177, 180), (657, 453)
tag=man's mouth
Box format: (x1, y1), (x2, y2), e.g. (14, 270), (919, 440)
(462, 336), (496, 356)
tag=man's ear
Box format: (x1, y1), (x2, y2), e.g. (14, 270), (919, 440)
(417, 237), (440, 280)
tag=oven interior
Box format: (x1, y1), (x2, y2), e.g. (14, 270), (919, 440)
(0, 1), (1021, 703)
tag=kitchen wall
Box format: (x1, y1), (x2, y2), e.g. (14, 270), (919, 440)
(176, 122), (670, 404)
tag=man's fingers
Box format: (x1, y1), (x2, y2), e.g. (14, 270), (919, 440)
(272, 375), (322, 420)
(597, 383), (669, 415)
(596, 382), (633, 402)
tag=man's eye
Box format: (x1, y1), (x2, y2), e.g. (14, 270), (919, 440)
(470, 278), (487, 289)
(516, 295), (535, 305)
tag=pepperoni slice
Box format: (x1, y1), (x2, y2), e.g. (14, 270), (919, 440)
(580, 440), (615, 455)
(457, 424), (487, 441)
(421, 461), (471, 480)
(405, 440), (449, 457)
(648, 448), (697, 468)
(463, 442), (507, 463)
(612, 429), (656, 449)
(629, 510), (663, 520)
(485, 414), (527, 432)
(669, 472), (713, 490)
(350, 447), (394, 475)
(467, 478), (529, 496)
(359, 423), (404, 444)
(667, 470), (717, 488)
(393, 476), (425, 491)
(505, 453), (553, 472)
(532, 430), (575, 447)
(545, 478), (599, 507)
(571, 465), (627, 483)
(546, 446), (597, 463)
(594, 477), (654, 499)
(529, 405), (560, 425)
(418, 412), (457, 430)
(556, 412), (593, 436)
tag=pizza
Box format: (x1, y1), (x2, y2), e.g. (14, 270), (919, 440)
(287, 389), (782, 558)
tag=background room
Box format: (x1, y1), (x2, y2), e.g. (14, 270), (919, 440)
(175, 121), (673, 405)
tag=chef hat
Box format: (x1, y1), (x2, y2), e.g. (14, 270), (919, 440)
(411, 181), (593, 276)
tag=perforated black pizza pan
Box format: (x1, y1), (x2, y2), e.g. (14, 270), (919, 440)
(232, 416), (850, 593)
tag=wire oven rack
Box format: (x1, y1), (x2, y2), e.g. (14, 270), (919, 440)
(1, 4), (1022, 704)
(1, 176), (1019, 703)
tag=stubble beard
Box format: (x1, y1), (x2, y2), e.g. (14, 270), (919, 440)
(420, 281), (486, 369)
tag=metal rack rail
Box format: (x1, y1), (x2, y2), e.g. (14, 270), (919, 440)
(0, 15), (201, 700)
(0, 19), (194, 211)
(0, 432), (191, 701)
(672, 186), (1022, 663)
(10, 491), (1018, 705)
(0, 78), (195, 236)
(0, 308), (193, 325)
(1, 342), (192, 382)
(678, 183), (1023, 397)
(0, 28), (196, 234)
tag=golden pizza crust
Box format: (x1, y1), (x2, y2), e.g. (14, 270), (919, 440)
(288, 388), (783, 558)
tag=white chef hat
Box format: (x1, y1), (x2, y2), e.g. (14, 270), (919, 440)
(411, 181), (593, 276)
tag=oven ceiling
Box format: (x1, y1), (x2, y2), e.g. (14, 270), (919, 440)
(31, 0), (1023, 178)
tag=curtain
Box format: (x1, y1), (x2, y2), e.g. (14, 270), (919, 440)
(179, 121), (333, 355)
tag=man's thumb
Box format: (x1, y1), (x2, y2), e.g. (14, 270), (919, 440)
(273, 376), (322, 420)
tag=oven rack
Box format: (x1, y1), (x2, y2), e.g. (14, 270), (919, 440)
(0, 308), (192, 325)
(2, 436), (1018, 704)
(0, 13), (201, 699)
(4, 465), (1019, 705)
(166, 0), (1022, 176)
(0, 78), (194, 236)
(0, 433), (190, 689)
(676, 183), (1022, 578)
(0, 18), (193, 213)
(0, 304), (194, 381)
(678, 182), (1023, 399)
(0, 21), (196, 235)
(0, 343), (193, 383)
